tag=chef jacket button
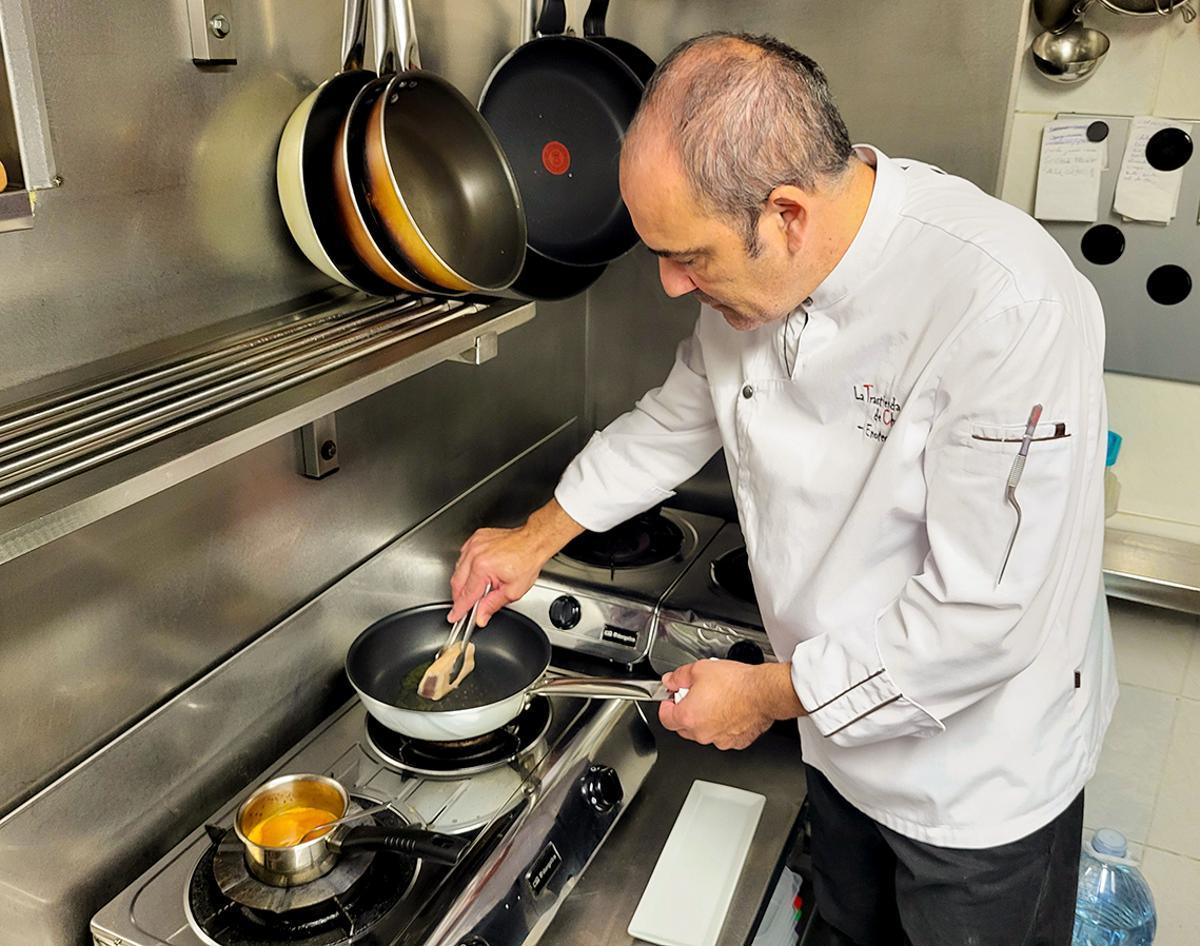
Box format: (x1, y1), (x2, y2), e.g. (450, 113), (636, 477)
(742, 384), (754, 399)
(803, 297), (813, 307)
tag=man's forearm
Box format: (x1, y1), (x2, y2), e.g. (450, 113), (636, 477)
(523, 499), (586, 561)
(760, 661), (807, 721)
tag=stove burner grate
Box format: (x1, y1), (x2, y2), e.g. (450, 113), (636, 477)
(366, 696), (552, 778)
(710, 546), (757, 606)
(560, 510), (684, 571)
(187, 802), (414, 946)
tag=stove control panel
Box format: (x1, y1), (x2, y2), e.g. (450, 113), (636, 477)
(512, 581), (656, 664)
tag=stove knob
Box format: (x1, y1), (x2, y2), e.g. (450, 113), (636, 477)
(727, 640), (765, 665)
(582, 764), (623, 813)
(549, 594), (582, 630)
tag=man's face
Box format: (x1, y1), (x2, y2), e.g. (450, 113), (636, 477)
(620, 140), (806, 331)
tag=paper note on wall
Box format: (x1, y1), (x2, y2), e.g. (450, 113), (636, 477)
(1034, 119), (1105, 223)
(1113, 116), (1191, 224)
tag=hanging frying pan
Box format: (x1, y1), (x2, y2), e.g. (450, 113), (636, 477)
(479, 0), (643, 268)
(510, 248), (606, 301)
(276, 0), (398, 295)
(350, 0), (526, 294)
(583, 0), (656, 84)
(331, 0), (444, 295)
(345, 603), (672, 741)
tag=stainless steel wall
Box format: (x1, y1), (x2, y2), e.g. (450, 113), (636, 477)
(583, 0), (1027, 510)
(0, 0), (525, 390)
(0, 0), (587, 842)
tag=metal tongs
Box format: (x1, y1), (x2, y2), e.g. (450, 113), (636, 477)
(997, 404), (1042, 585)
(417, 582), (491, 699)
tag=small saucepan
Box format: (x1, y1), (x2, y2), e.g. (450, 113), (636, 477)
(234, 772), (468, 887)
(345, 603), (672, 741)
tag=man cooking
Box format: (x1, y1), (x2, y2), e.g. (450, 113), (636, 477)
(449, 32), (1115, 946)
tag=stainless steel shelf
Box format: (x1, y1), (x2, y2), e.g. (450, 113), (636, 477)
(0, 292), (535, 565)
(1104, 528), (1200, 616)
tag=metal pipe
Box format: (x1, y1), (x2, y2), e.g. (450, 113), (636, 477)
(0, 298), (427, 457)
(0, 296), (410, 443)
(0, 299), (472, 495)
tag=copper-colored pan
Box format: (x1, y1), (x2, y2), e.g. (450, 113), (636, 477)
(352, 0), (526, 294)
(330, 3), (441, 294)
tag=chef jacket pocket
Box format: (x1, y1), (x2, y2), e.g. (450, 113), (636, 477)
(940, 419), (1076, 591)
(959, 421), (1072, 476)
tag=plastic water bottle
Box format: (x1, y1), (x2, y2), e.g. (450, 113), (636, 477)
(1072, 828), (1156, 946)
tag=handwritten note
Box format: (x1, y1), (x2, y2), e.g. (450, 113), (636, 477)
(1034, 119), (1105, 223)
(1113, 116), (1191, 224)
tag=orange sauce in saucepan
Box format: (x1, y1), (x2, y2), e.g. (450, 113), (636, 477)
(245, 806), (340, 847)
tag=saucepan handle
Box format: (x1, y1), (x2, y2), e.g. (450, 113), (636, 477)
(336, 825), (469, 865)
(529, 676), (672, 701)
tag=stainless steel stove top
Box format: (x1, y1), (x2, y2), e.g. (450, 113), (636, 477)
(91, 688), (655, 946)
(509, 508), (724, 665)
(650, 522), (774, 674)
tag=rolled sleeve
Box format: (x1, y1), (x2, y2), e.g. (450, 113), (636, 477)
(790, 633), (945, 747)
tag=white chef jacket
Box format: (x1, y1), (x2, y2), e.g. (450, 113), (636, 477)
(555, 146), (1117, 848)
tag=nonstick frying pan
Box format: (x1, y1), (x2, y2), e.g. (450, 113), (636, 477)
(510, 247), (607, 301)
(583, 0), (656, 84)
(345, 603), (670, 741)
(354, 0), (527, 293)
(479, 0), (643, 268)
(277, 0), (398, 294)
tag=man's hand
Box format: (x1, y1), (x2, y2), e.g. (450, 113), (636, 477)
(659, 660), (805, 750)
(448, 500), (584, 626)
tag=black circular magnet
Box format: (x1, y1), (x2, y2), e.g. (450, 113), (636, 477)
(1081, 224), (1125, 266)
(1146, 265), (1192, 306)
(1086, 121), (1109, 143)
(1145, 127), (1193, 172)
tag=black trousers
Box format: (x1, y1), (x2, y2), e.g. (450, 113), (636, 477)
(805, 766), (1084, 946)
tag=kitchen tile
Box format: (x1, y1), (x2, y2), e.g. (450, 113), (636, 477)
(1107, 598), (1196, 694)
(999, 112), (1053, 215)
(1016, 7), (1167, 116)
(1154, 15), (1200, 121)
(1147, 698), (1200, 858)
(1084, 685), (1176, 844)
(1140, 847), (1200, 946)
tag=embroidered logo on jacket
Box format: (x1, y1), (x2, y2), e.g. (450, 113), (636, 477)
(853, 383), (901, 442)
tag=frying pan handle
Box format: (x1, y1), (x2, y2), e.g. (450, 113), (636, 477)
(336, 825), (470, 865)
(535, 0), (568, 37)
(341, 0), (368, 72)
(529, 676), (670, 701)
(375, 0), (421, 74)
(583, 0), (610, 38)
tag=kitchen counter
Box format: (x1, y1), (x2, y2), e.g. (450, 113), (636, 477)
(540, 711), (808, 946)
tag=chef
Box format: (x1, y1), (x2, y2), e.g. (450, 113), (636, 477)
(450, 32), (1115, 946)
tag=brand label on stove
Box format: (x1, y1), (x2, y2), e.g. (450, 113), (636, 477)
(527, 842), (563, 895)
(601, 626), (640, 648)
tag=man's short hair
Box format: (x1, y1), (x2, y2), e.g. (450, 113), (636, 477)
(629, 33), (853, 254)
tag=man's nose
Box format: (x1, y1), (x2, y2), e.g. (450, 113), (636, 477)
(658, 258), (697, 298)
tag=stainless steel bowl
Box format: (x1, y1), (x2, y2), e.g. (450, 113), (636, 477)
(1031, 25), (1111, 83)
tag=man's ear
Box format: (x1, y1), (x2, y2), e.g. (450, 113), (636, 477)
(766, 185), (809, 254)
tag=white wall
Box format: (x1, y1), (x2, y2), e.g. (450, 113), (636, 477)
(998, 6), (1200, 538)
(998, 11), (1200, 945)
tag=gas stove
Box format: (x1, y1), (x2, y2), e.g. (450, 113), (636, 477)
(509, 507), (724, 665)
(650, 522), (775, 674)
(91, 688), (655, 946)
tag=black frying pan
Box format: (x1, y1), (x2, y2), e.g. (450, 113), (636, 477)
(479, 0), (643, 268)
(583, 0), (656, 84)
(345, 603), (668, 740)
(511, 247), (607, 300)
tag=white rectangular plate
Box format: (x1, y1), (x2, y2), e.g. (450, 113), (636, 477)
(628, 780), (767, 946)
